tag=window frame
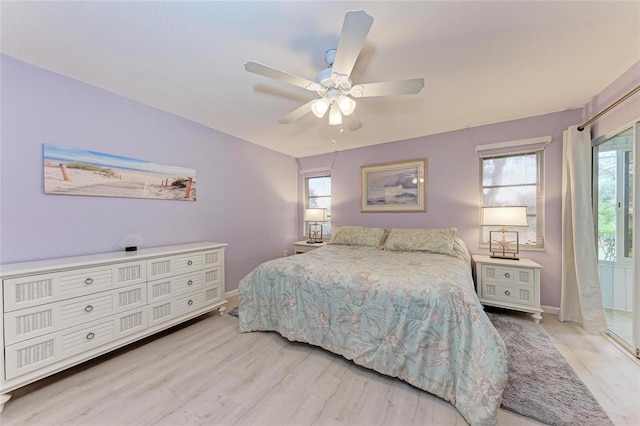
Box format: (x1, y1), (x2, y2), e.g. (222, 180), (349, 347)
(478, 149), (545, 250)
(303, 174), (331, 238)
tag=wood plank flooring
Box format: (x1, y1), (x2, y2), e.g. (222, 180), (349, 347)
(1, 304), (638, 426)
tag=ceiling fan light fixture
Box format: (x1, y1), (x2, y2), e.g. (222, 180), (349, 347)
(311, 98), (331, 118)
(337, 95), (356, 116)
(328, 104), (342, 126)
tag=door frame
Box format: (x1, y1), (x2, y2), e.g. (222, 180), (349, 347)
(592, 118), (639, 357)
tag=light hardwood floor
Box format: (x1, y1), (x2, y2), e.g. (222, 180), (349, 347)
(1, 300), (638, 426)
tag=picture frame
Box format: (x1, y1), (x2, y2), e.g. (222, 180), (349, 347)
(361, 159), (427, 212)
(43, 144), (197, 201)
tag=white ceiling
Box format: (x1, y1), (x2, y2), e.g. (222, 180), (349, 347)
(1, 1), (638, 158)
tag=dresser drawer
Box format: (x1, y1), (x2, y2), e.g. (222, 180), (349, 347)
(5, 307), (147, 380)
(147, 267), (221, 304)
(4, 284), (147, 345)
(147, 288), (208, 327)
(146, 249), (223, 281)
(147, 272), (202, 304)
(175, 291), (204, 317)
(3, 261), (146, 312)
(147, 253), (202, 280)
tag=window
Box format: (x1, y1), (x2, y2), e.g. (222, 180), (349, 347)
(480, 150), (544, 249)
(305, 175), (331, 237)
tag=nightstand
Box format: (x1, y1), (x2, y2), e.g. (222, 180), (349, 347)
(293, 240), (327, 254)
(473, 255), (543, 323)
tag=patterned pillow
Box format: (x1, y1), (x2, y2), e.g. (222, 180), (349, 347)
(329, 226), (388, 248)
(384, 228), (457, 255)
(452, 236), (471, 263)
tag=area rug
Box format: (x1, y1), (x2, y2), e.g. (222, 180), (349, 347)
(228, 306), (611, 425)
(487, 311), (613, 426)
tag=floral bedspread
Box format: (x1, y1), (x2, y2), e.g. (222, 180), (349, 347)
(238, 245), (508, 425)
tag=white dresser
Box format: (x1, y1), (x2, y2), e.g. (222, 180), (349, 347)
(0, 242), (227, 412)
(473, 255), (543, 323)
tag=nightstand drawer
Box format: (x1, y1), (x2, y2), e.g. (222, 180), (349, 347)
(481, 264), (534, 287)
(482, 283), (535, 306)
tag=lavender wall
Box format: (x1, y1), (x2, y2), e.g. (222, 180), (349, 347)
(299, 110), (583, 308)
(0, 55), (299, 291)
(585, 60), (640, 139)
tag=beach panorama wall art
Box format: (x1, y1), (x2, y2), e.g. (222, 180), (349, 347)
(43, 144), (197, 201)
(361, 159), (427, 212)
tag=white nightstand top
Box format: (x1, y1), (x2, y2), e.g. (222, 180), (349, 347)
(472, 254), (542, 269)
(293, 240), (328, 247)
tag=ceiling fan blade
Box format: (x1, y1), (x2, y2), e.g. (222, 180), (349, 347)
(331, 10), (374, 78)
(278, 101), (314, 124)
(350, 78), (425, 98)
(244, 61), (322, 92)
(343, 113), (363, 131)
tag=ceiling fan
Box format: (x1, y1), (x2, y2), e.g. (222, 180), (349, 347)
(244, 10), (424, 131)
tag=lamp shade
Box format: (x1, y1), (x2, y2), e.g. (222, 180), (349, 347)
(328, 104), (342, 125)
(481, 206), (528, 227)
(304, 208), (327, 222)
(311, 98), (331, 118)
(337, 95), (356, 116)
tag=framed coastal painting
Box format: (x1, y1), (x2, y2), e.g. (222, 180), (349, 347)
(361, 159), (427, 212)
(43, 144), (197, 201)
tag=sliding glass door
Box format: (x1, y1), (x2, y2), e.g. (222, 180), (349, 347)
(594, 123), (639, 356)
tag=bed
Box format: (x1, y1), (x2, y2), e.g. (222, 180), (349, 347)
(238, 227), (508, 425)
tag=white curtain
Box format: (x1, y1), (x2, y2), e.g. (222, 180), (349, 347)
(559, 125), (607, 332)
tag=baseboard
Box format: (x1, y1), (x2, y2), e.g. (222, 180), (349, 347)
(225, 288), (238, 299)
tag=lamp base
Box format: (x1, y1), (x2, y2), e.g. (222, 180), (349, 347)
(489, 254), (520, 260)
(306, 239), (317, 244)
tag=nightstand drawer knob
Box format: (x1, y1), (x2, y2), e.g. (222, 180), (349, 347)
(86, 332), (95, 340)
(187, 260), (193, 266)
(188, 299), (193, 306)
(504, 272), (511, 278)
(187, 280), (193, 286)
(504, 290), (511, 296)
(84, 305), (94, 312)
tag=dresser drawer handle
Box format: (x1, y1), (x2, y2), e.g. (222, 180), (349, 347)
(84, 305), (94, 312)
(86, 332), (95, 340)
(187, 299), (193, 306)
(187, 280), (194, 286)
(85, 278), (94, 285)
(504, 290), (511, 296)
(504, 273), (511, 278)
(187, 260), (193, 266)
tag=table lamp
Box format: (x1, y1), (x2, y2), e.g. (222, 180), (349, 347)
(304, 208), (327, 244)
(481, 206), (528, 260)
